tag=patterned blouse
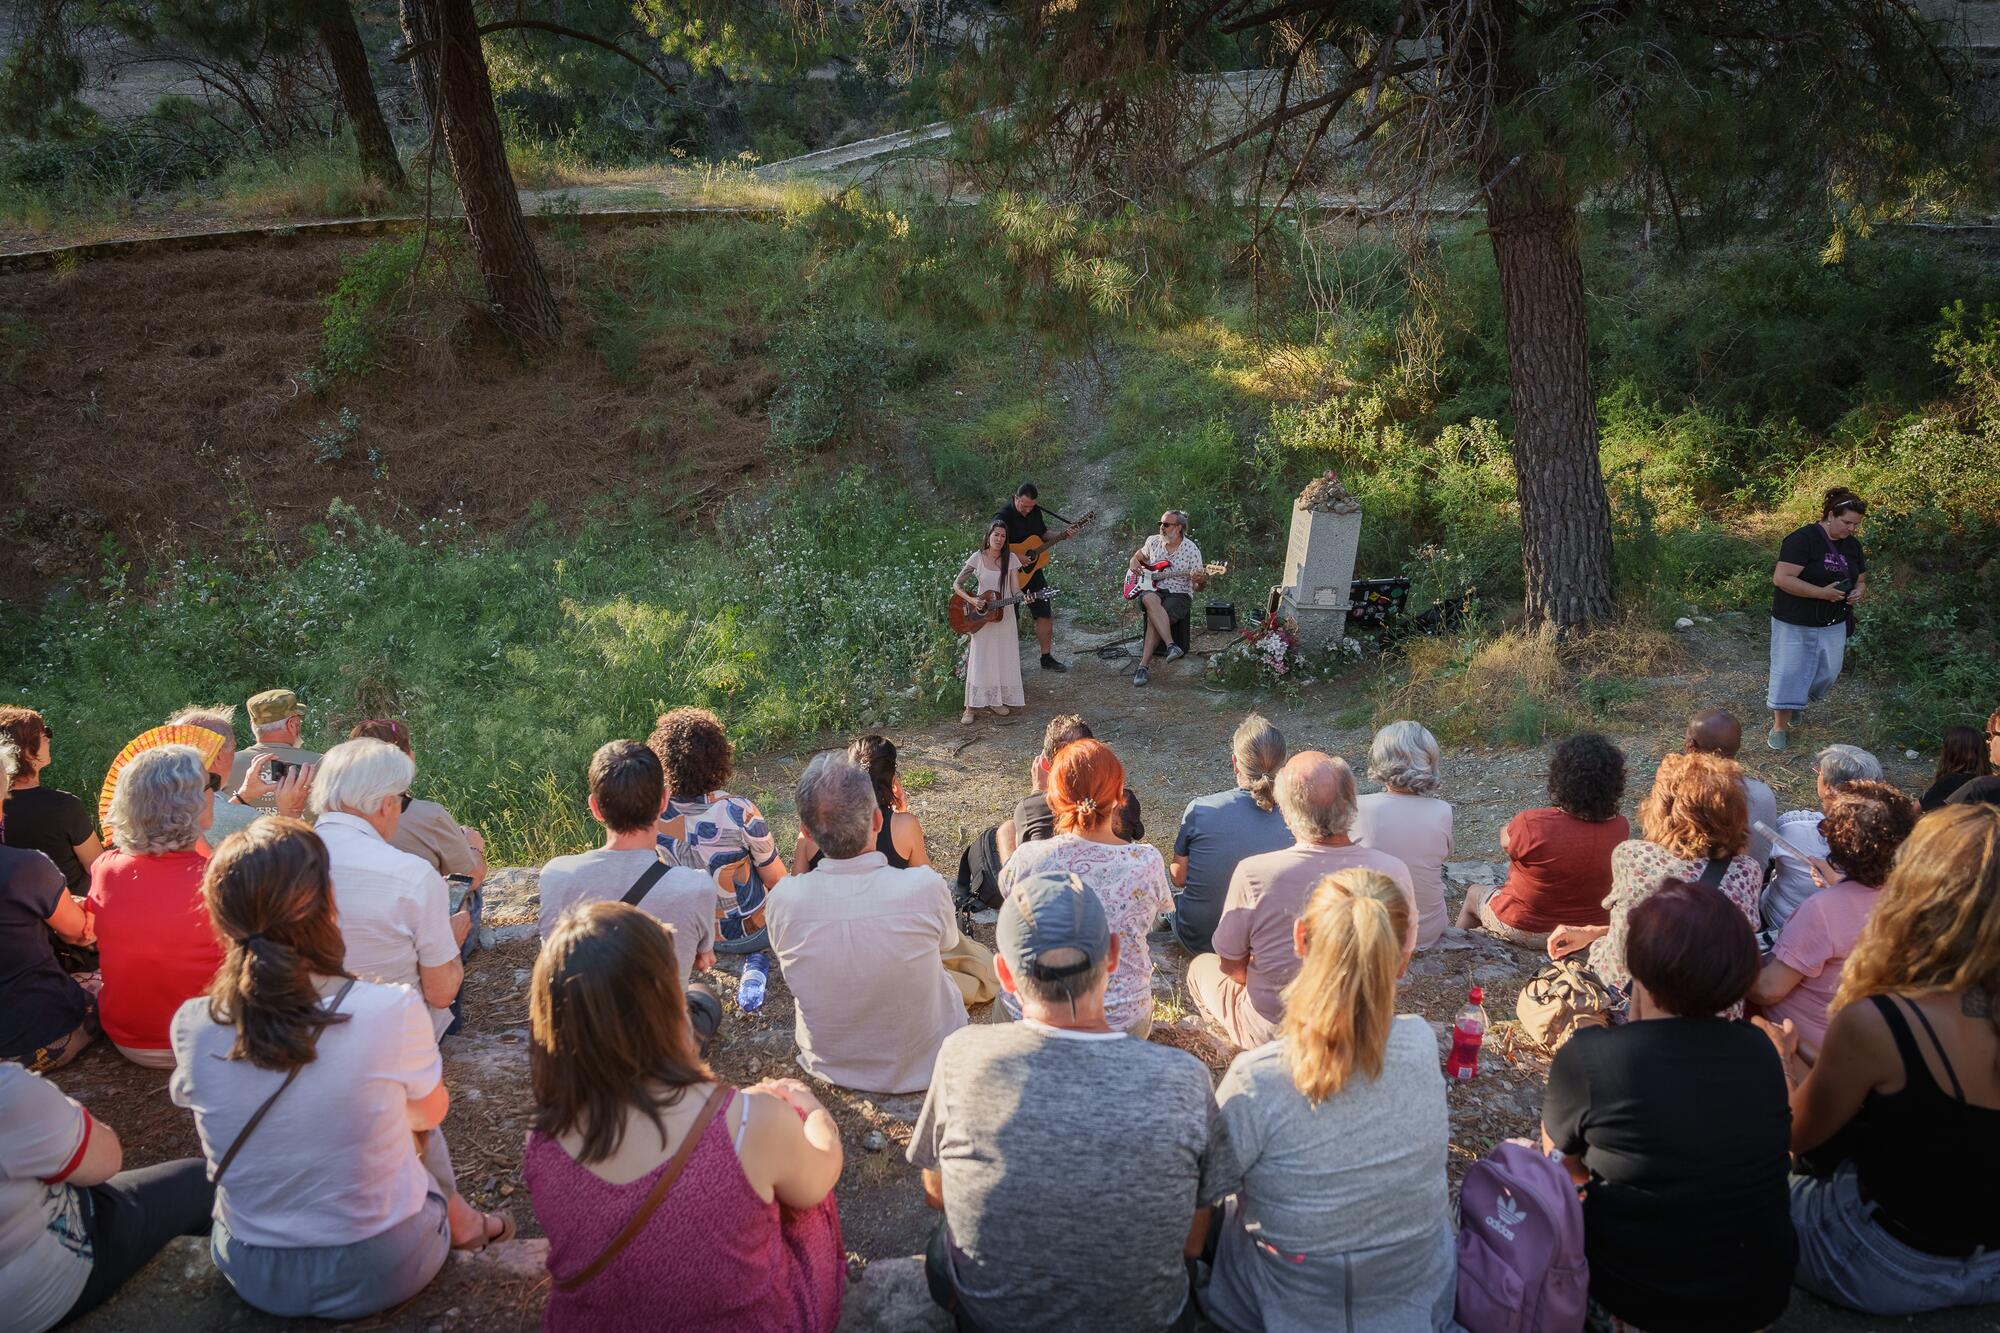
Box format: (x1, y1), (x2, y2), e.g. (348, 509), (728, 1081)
(659, 791), (781, 946)
(998, 835), (1172, 1032)
(1590, 839), (1763, 1005)
(1138, 533), (1206, 597)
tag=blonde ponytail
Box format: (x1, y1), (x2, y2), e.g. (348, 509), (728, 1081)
(1280, 868), (1409, 1103)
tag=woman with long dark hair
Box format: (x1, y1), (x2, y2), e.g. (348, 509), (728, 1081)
(525, 901), (844, 1331)
(953, 520), (1026, 725)
(169, 819), (509, 1319)
(1767, 487), (1868, 751)
(1922, 724), (1990, 812)
(795, 734), (929, 870)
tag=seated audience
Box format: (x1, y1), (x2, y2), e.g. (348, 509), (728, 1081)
(998, 740), (1172, 1038)
(1748, 781), (1918, 1062)
(767, 755), (984, 1093)
(225, 689), (323, 810)
(1543, 881), (1795, 1331)
(1760, 804), (2000, 1316)
(795, 734), (929, 870)
(1765, 744), (1882, 933)
(1458, 732), (1628, 949)
(310, 739), (469, 1040)
(1202, 869), (1455, 1332)
(1942, 705), (2000, 808)
(1191, 752), (1413, 1050)
(525, 902), (844, 1332)
(1115, 786), (1144, 843)
(1169, 714), (1291, 955)
(996, 713), (1092, 864)
(539, 741), (720, 1051)
(910, 869), (1225, 1332)
(1921, 724), (1989, 812)
(2, 1064), (212, 1333)
(1352, 720), (1454, 950)
(171, 819), (510, 1321)
(349, 719), (487, 891)
(1685, 708), (1779, 867)
(1547, 751), (1761, 1004)
(0, 741), (95, 1071)
(168, 705), (312, 844)
(0, 707), (102, 895)
(90, 745), (223, 1068)
(649, 707), (787, 954)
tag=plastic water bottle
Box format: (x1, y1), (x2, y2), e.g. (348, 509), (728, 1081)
(1446, 986), (1488, 1080)
(737, 952), (769, 1012)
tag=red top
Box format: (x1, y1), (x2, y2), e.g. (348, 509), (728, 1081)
(87, 848), (220, 1052)
(1487, 807), (1629, 934)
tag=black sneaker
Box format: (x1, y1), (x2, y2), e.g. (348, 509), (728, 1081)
(1040, 654), (1069, 673)
(1133, 667), (1150, 687)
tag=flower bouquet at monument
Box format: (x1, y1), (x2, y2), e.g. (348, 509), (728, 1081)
(1208, 608), (1366, 689)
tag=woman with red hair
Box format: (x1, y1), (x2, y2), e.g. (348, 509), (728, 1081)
(996, 740), (1170, 1036)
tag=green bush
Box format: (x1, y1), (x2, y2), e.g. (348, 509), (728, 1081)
(5, 470), (965, 865)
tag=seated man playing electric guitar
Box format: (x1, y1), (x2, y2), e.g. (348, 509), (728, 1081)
(1127, 511), (1209, 687)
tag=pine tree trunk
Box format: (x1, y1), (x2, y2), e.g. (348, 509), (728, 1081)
(315, 0), (408, 193)
(398, 0), (439, 130)
(407, 0), (560, 347)
(1483, 158), (1616, 632)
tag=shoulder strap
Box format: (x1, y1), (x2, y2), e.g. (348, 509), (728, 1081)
(1898, 997), (1968, 1102)
(1868, 994), (1937, 1095)
(622, 856), (672, 908)
(210, 978), (357, 1188)
(554, 1085), (733, 1292)
(1695, 856), (1729, 890)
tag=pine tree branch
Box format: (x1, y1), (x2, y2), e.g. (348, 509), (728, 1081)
(395, 19), (681, 96)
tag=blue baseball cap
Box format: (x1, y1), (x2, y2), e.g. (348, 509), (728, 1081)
(998, 870), (1110, 978)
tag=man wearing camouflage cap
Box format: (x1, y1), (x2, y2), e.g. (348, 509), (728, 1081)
(226, 688), (322, 809)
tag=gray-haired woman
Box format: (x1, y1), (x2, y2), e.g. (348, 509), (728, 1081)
(89, 745), (222, 1068)
(1351, 721), (1453, 950)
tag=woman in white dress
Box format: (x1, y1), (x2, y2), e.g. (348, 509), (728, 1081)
(954, 521), (1026, 725)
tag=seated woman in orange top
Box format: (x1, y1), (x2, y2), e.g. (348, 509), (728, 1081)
(88, 745), (222, 1068)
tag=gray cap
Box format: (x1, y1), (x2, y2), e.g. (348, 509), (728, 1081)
(998, 870), (1110, 978)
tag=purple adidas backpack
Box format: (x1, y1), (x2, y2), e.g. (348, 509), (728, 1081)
(1455, 1139), (1589, 1333)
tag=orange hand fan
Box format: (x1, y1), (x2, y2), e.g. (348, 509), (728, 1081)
(98, 725), (228, 833)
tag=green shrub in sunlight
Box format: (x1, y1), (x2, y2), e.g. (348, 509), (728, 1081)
(5, 472), (965, 865)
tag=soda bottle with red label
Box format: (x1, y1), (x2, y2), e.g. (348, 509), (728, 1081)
(1446, 986), (1488, 1080)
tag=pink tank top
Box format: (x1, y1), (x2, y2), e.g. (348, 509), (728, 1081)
(524, 1088), (845, 1332)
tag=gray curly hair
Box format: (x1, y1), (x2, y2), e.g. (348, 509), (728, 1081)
(106, 744), (208, 855)
(1367, 720), (1442, 797)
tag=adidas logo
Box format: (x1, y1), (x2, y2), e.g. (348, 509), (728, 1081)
(1482, 1191), (1527, 1242)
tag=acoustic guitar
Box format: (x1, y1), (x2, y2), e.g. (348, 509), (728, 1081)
(1123, 561), (1229, 600)
(1007, 510), (1095, 590)
(948, 588), (1056, 635)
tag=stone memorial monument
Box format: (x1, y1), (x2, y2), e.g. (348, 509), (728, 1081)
(1274, 471), (1362, 651)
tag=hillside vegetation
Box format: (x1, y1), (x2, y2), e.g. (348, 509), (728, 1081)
(6, 201), (1998, 860)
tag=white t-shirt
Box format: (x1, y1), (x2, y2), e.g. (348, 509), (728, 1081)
(765, 853), (965, 1094)
(318, 812), (460, 1038)
(537, 848), (715, 984)
(1763, 809), (1830, 934)
(0, 1066), (93, 1333)
(169, 978), (442, 1248)
(1352, 791), (1455, 950)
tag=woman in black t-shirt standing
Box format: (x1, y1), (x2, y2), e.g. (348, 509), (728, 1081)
(1767, 488), (1868, 752)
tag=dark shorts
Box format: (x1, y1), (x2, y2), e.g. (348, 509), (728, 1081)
(1142, 591), (1193, 652)
(1023, 569), (1053, 620)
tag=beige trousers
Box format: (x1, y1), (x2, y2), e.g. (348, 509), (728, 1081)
(1186, 952), (1280, 1050)
(943, 935), (1000, 1007)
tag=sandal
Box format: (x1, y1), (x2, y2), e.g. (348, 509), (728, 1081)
(454, 1209), (517, 1252)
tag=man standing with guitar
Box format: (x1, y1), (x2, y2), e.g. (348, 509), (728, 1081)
(994, 482), (1090, 674)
